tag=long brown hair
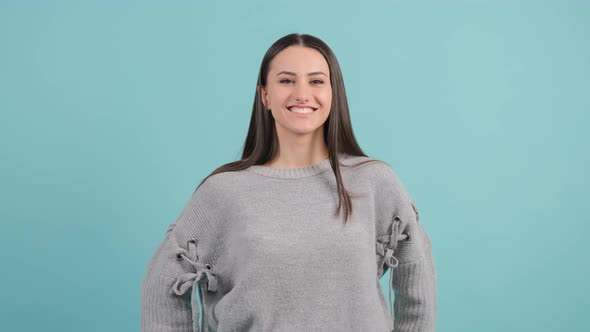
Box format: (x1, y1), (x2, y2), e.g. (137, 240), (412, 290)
(196, 33), (377, 224)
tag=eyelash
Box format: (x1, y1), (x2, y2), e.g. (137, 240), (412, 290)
(279, 79), (325, 85)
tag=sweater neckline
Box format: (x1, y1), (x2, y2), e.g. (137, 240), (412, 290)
(246, 152), (350, 179)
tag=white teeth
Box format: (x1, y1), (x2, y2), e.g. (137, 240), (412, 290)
(289, 107), (314, 114)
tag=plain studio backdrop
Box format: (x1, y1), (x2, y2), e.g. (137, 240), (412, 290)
(0, 1), (588, 331)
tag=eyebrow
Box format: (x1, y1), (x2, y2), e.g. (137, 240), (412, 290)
(276, 71), (328, 77)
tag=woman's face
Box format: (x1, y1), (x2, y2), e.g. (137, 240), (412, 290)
(260, 46), (332, 137)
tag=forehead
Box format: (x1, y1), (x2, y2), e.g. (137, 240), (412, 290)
(269, 46), (329, 74)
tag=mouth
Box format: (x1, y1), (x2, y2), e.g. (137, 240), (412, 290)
(287, 106), (318, 114)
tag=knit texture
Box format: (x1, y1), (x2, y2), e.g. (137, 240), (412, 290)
(140, 152), (437, 331)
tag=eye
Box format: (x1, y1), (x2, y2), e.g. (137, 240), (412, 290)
(279, 79), (325, 85)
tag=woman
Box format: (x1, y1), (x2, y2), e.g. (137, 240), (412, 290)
(141, 33), (437, 332)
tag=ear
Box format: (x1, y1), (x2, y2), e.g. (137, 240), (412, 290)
(259, 86), (269, 109)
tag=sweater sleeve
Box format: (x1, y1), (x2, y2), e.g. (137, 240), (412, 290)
(140, 191), (219, 332)
(375, 166), (437, 332)
(389, 202), (437, 332)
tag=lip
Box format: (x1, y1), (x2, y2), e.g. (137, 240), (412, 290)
(287, 106), (316, 118)
(287, 108), (317, 118)
(287, 105), (318, 111)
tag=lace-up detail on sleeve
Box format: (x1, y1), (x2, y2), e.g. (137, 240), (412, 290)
(172, 237), (218, 332)
(376, 214), (409, 331)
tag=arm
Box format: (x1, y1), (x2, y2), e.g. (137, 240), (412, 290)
(140, 223), (193, 332)
(390, 202), (437, 332)
(140, 192), (218, 332)
(373, 163), (437, 331)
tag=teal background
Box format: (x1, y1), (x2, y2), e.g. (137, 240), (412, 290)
(1, 1), (588, 331)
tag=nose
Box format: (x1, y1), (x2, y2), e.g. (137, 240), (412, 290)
(293, 81), (310, 102)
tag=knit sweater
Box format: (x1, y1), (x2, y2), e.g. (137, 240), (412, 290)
(140, 152), (437, 332)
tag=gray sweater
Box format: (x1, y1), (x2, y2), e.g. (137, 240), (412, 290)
(141, 153), (437, 331)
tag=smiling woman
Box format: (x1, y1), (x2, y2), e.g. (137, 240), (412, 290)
(259, 45), (333, 154)
(141, 33), (437, 332)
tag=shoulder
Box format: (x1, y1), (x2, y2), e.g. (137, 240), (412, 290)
(344, 155), (416, 222)
(340, 154), (404, 191)
(192, 169), (247, 207)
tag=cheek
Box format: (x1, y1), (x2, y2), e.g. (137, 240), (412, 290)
(272, 90), (290, 104)
(319, 90), (332, 107)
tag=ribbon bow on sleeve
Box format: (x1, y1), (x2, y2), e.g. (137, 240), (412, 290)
(171, 238), (218, 332)
(376, 215), (408, 332)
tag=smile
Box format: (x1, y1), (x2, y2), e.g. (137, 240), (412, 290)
(288, 107), (317, 114)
